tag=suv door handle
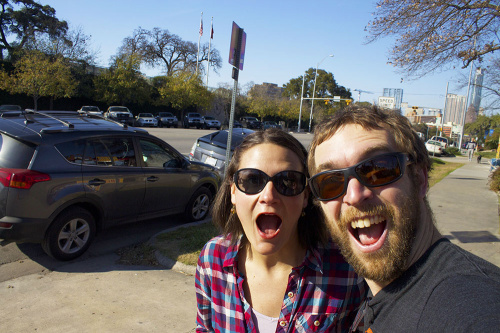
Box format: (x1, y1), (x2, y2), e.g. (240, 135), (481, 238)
(147, 176), (159, 182)
(88, 179), (106, 186)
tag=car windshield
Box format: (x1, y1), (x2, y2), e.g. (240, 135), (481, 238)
(427, 141), (441, 146)
(83, 106), (99, 111)
(190, 113), (202, 117)
(204, 116), (215, 120)
(159, 113), (174, 117)
(109, 107), (129, 112)
(0, 105), (21, 111)
(139, 113), (153, 117)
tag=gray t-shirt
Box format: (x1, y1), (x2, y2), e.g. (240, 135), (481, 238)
(361, 238), (500, 332)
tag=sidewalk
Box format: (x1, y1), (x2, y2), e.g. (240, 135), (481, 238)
(428, 156), (500, 266)
(1, 156), (499, 332)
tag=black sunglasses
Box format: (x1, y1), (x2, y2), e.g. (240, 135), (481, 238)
(233, 168), (307, 197)
(309, 152), (411, 201)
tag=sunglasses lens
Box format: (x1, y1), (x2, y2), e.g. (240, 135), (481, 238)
(311, 171), (345, 200)
(356, 154), (402, 186)
(274, 171), (306, 196)
(235, 169), (306, 196)
(236, 169), (267, 194)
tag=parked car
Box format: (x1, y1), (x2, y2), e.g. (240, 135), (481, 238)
(263, 121), (281, 130)
(135, 113), (158, 127)
(183, 112), (204, 129)
(223, 119), (243, 128)
(0, 110), (220, 261)
(78, 106), (102, 116)
(104, 106), (134, 126)
(425, 140), (444, 156)
(0, 104), (22, 113)
(240, 116), (262, 129)
(429, 136), (448, 148)
(156, 112), (178, 128)
(189, 128), (254, 175)
(203, 116), (221, 130)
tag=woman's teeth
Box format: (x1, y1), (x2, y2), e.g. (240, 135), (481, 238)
(351, 216), (384, 229)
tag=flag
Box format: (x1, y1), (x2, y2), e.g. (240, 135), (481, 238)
(199, 13), (203, 36)
(210, 22), (214, 39)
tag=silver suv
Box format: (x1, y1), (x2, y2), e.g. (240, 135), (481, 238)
(0, 111), (220, 260)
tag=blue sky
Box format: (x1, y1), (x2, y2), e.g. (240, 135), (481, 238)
(42, 0), (474, 110)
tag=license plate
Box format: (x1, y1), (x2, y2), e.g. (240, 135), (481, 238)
(205, 156), (217, 166)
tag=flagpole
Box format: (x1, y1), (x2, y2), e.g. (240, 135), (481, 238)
(196, 12), (203, 74)
(206, 17), (213, 86)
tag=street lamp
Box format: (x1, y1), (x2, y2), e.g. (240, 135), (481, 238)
(309, 54), (333, 132)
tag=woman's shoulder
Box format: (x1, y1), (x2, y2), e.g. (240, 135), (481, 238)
(199, 234), (234, 263)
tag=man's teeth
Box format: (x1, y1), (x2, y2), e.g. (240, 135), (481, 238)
(351, 216), (384, 229)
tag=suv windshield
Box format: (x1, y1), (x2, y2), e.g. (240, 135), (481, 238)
(139, 113), (153, 117)
(82, 106), (99, 111)
(109, 107), (129, 112)
(204, 116), (215, 120)
(159, 112), (174, 117)
(189, 113), (202, 117)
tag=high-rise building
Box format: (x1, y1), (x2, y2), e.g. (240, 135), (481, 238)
(470, 68), (484, 113)
(443, 94), (467, 125)
(383, 88), (403, 110)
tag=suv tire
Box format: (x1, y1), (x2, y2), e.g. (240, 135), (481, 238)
(184, 187), (212, 221)
(42, 207), (96, 261)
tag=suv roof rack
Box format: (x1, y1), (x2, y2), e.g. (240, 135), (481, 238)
(25, 110), (75, 129)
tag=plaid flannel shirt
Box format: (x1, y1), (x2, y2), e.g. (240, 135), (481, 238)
(195, 235), (366, 332)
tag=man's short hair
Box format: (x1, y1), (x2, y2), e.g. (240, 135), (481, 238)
(307, 105), (431, 188)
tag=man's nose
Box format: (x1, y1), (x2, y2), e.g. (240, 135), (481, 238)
(342, 177), (373, 205)
(259, 180), (279, 204)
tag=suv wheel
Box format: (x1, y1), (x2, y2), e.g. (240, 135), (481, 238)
(42, 207), (96, 261)
(184, 187), (212, 221)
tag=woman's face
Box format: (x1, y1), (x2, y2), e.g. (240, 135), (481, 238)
(231, 143), (308, 256)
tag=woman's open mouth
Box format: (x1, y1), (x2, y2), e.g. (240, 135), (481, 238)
(256, 213), (282, 239)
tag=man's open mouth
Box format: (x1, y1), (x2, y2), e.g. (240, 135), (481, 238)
(256, 214), (282, 239)
(349, 215), (388, 251)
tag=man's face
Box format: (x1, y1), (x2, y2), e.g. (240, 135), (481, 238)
(313, 124), (423, 283)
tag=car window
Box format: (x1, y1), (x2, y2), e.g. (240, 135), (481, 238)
(55, 139), (86, 164)
(0, 134), (36, 168)
(83, 137), (136, 167)
(139, 139), (178, 168)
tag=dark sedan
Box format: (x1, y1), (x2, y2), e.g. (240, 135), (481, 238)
(189, 128), (254, 175)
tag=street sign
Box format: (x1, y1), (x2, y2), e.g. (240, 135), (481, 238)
(228, 22), (246, 70)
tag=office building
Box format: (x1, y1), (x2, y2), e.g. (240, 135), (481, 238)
(470, 68), (484, 114)
(443, 94), (467, 125)
(383, 88), (403, 110)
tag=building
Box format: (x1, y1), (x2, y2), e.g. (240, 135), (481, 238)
(470, 68), (484, 114)
(248, 82), (284, 99)
(383, 88), (403, 110)
(443, 93), (467, 125)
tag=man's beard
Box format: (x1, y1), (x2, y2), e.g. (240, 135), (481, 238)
(328, 186), (420, 283)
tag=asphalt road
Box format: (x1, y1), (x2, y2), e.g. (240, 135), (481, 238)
(0, 127), (313, 281)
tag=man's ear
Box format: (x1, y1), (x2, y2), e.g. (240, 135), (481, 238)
(415, 166), (428, 199)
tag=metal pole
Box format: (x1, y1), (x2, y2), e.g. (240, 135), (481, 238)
(308, 54), (333, 132)
(298, 74), (305, 132)
(441, 82), (448, 138)
(459, 38), (477, 150)
(196, 12), (203, 74)
(206, 17), (213, 86)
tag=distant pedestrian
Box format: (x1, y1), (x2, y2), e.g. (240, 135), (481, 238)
(467, 140), (477, 161)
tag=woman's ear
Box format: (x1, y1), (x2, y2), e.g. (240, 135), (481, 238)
(231, 182), (237, 205)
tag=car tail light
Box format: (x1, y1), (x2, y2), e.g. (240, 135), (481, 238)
(0, 168), (51, 189)
(189, 142), (197, 157)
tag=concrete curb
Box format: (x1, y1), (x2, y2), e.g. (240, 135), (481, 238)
(148, 219), (212, 276)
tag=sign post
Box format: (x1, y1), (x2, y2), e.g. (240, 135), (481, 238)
(225, 22), (246, 175)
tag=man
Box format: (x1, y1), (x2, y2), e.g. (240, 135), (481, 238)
(307, 105), (500, 332)
(466, 140), (477, 161)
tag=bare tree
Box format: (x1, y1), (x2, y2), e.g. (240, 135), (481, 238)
(367, 0), (500, 77)
(119, 27), (222, 76)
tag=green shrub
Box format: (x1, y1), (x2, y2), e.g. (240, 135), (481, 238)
(488, 167), (500, 192)
(445, 147), (460, 156)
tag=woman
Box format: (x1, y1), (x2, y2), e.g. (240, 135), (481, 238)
(195, 128), (365, 332)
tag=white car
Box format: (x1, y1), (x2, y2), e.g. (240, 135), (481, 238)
(78, 106), (102, 116)
(104, 106), (134, 125)
(135, 113), (158, 127)
(425, 140), (444, 156)
(202, 116), (221, 130)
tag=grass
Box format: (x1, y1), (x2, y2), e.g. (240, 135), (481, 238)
(127, 157), (465, 267)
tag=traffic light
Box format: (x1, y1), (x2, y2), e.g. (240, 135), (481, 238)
(325, 100), (329, 105)
(346, 99), (352, 105)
